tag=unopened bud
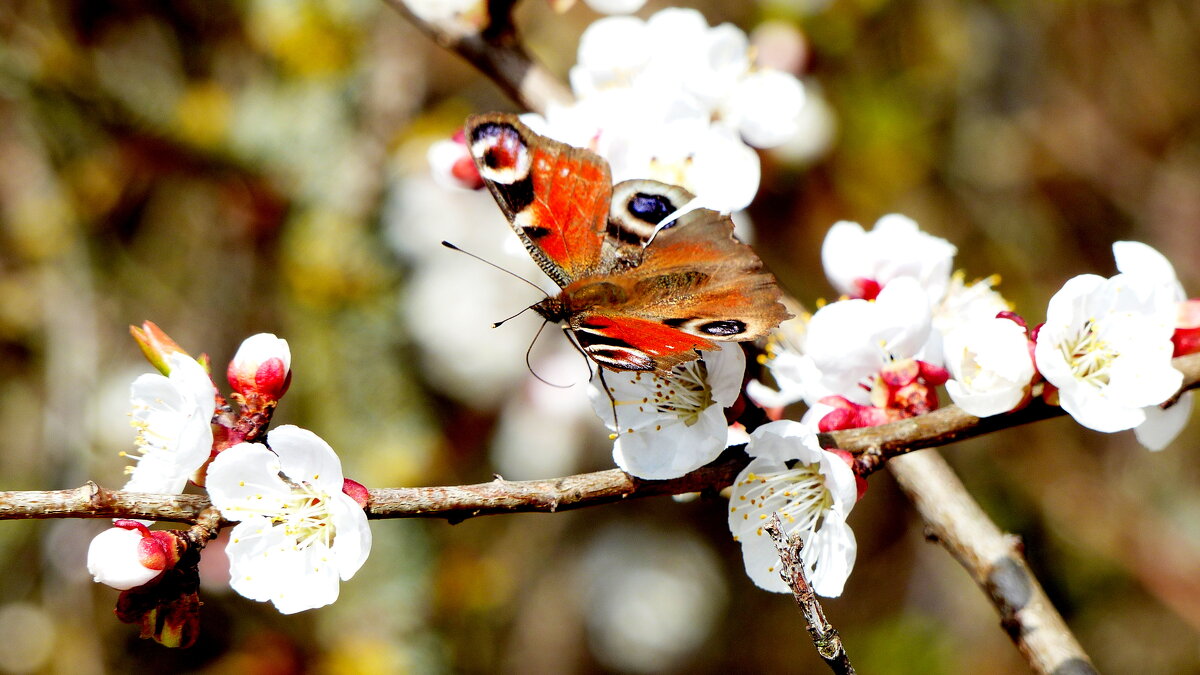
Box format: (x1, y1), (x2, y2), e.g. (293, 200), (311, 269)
(227, 333), (292, 400)
(342, 478), (370, 509)
(87, 521), (179, 590)
(130, 321), (189, 375)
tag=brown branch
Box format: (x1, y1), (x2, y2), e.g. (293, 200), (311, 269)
(764, 513), (856, 675)
(381, 0), (572, 115)
(3, 353), (1197, 525)
(888, 450), (1097, 675)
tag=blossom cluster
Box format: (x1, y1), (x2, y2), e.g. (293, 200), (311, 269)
(412, 4), (1196, 607)
(430, 7), (829, 215)
(87, 324), (372, 646)
(570, 214), (1194, 601)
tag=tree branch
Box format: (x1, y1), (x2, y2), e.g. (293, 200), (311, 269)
(764, 513), (856, 675)
(888, 450), (1098, 675)
(381, 0), (572, 115)
(3, 353), (1197, 525)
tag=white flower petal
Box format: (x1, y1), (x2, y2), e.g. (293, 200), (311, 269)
(268, 425), (346, 494)
(1135, 392), (1193, 451)
(206, 443), (289, 517)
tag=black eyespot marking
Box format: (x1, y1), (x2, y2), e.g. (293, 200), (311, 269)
(628, 192), (675, 224)
(700, 320), (747, 336)
(522, 225), (551, 239)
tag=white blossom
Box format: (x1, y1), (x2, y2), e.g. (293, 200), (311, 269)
(728, 421), (858, 597)
(1034, 273), (1182, 433)
(943, 317), (1034, 416)
(803, 277), (933, 404)
(124, 353), (217, 494)
(206, 425), (372, 614)
(821, 214), (957, 304)
(589, 343), (745, 480)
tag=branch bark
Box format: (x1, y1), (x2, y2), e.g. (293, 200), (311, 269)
(2, 353), (1196, 525)
(381, 0), (572, 115)
(888, 450), (1098, 675)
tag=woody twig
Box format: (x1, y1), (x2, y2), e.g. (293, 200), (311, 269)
(381, 0), (572, 115)
(764, 513), (856, 675)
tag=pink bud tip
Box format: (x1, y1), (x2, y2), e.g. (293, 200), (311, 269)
(995, 311), (1028, 331)
(342, 478), (370, 508)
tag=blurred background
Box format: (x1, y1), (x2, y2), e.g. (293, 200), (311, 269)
(1, 0), (1199, 672)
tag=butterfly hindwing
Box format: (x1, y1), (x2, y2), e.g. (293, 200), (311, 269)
(466, 113), (611, 287)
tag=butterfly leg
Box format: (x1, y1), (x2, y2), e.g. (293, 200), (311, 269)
(562, 327), (622, 431)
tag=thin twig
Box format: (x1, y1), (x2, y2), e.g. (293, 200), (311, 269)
(763, 513), (856, 675)
(888, 450), (1098, 675)
(381, 0), (572, 115)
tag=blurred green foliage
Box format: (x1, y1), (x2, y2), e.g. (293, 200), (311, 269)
(0, 0), (1198, 673)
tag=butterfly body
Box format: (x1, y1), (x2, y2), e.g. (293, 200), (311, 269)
(467, 113), (789, 376)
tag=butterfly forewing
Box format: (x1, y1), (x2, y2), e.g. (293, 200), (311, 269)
(466, 114), (611, 287)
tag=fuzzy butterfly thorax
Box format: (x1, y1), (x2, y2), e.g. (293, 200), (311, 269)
(467, 113), (791, 376)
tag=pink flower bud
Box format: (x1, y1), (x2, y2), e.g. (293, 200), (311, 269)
(342, 478), (370, 509)
(88, 522), (175, 590)
(129, 321), (189, 375)
(227, 333), (292, 400)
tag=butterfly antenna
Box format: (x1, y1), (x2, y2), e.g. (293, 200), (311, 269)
(492, 305), (533, 328)
(441, 241), (547, 295)
(525, 320), (571, 389)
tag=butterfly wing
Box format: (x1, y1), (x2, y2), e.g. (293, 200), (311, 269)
(466, 113), (611, 287)
(571, 180), (791, 375)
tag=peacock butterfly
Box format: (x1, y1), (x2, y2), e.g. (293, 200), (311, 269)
(465, 113), (790, 377)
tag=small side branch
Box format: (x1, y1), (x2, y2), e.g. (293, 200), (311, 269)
(381, 0), (572, 115)
(764, 513), (856, 675)
(888, 450), (1097, 675)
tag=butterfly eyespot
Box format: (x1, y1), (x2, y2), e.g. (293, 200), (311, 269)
(700, 320), (747, 336)
(628, 192), (675, 224)
(470, 122), (532, 185)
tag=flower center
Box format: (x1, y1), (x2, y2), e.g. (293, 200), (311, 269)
(272, 481), (336, 551)
(737, 463), (832, 540)
(642, 360), (713, 426)
(1060, 319), (1117, 388)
